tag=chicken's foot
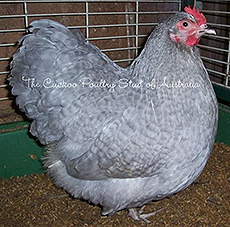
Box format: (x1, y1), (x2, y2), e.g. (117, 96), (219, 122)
(128, 206), (165, 223)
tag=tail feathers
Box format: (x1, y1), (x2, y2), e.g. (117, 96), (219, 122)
(29, 19), (85, 48)
(8, 19), (87, 145)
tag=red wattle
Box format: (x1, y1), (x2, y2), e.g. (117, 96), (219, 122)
(185, 35), (200, 46)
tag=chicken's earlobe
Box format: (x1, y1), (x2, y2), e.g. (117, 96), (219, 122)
(169, 33), (181, 43)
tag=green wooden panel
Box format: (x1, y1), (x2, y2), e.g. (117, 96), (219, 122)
(216, 103), (230, 145)
(213, 84), (230, 104)
(0, 122), (44, 179)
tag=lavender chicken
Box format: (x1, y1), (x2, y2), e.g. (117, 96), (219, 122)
(9, 6), (218, 222)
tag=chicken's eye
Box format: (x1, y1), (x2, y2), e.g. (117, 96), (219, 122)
(183, 22), (189, 27)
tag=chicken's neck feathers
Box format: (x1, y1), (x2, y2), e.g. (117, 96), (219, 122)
(131, 22), (209, 86)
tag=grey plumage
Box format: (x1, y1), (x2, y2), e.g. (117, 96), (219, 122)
(9, 11), (218, 216)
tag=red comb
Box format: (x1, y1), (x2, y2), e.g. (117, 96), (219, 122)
(184, 5), (206, 25)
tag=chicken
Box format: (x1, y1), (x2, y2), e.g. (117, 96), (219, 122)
(9, 6), (218, 222)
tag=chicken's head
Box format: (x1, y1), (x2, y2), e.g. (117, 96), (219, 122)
(169, 6), (216, 46)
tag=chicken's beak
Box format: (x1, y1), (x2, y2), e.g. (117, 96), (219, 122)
(204, 27), (216, 35)
(200, 24), (216, 35)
